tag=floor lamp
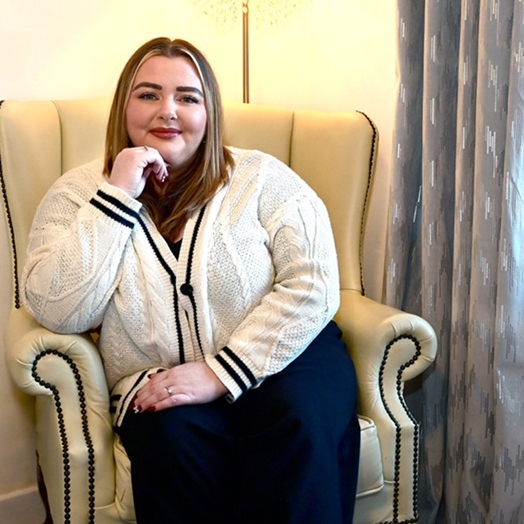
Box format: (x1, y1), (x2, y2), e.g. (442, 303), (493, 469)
(191, 0), (312, 103)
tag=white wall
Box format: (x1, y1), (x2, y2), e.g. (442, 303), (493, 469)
(0, 0), (397, 521)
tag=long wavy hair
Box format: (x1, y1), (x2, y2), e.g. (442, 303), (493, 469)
(104, 37), (234, 240)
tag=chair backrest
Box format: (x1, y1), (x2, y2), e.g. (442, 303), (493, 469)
(0, 98), (377, 309)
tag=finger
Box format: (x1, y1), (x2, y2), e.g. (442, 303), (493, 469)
(137, 386), (192, 413)
(149, 163), (169, 183)
(109, 146), (167, 197)
(134, 372), (174, 409)
(139, 150), (169, 183)
(153, 390), (192, 411)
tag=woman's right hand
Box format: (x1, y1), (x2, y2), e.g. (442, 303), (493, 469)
(109, 146), (169, 199)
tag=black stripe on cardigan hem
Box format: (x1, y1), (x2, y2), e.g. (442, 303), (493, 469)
(90, 198), (134, 229)
(113, 369), (150, 428)
(222, 346), (257, 387)
(215, 354), (249, 393)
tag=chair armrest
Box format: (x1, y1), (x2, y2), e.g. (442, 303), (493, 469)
(5, 307), (109, 396)
(335, 289), (437, 480)
(5, 307), (118, 524)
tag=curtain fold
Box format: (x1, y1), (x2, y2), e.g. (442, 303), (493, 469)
(386, 1), (524, 522)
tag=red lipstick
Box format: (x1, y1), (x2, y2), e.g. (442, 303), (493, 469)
(150, 127), (181, 139)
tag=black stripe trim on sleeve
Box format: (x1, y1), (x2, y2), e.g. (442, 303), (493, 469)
(90, 198), (134, 228)
(96, 189), (140, 220)
(222, 346), (257, 387)
(215, 354), (249, 393)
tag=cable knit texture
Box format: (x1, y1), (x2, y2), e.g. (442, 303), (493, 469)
(22, 148), (340, 424)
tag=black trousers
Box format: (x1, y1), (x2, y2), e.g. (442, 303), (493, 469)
(117, 321), (360, 524)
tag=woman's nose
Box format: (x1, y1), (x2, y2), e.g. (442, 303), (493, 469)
(159, 110), (177, 121)
(159, 101), (178, 121)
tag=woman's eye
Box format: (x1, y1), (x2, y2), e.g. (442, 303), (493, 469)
(179, 95), (199, 104)
(138, 92), (158, 101)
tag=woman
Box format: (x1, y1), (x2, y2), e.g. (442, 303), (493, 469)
(22, 37), (360, 524)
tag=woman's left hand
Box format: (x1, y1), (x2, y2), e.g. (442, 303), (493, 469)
(132, 362), (228, 413)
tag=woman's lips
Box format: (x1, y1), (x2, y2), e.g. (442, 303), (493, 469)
(150, 128), (181, 139)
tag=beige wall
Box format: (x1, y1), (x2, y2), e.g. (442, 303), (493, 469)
(0, 0), (397, 520)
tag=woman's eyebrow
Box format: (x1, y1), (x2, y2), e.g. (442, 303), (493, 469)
(177, 86), (204, 97)
(131, 83), (203, 98)
(132, 81), (162, 91)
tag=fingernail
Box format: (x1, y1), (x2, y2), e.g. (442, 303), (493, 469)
(129, 400), (141, 414)
(146, 405), (156, 413)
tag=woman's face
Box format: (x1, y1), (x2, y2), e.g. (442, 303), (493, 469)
(126, 55), (207, 172)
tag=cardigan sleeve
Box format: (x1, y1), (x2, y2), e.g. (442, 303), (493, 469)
(205, 154), (341, 400)
(22, 164), (143, 334)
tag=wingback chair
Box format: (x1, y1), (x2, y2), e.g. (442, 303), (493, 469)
(0, 98), (437, 524)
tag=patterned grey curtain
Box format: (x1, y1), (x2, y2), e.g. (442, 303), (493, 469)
(385, 1), (524, 523)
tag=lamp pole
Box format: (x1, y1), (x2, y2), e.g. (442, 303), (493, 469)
(242, 0), (250, 103)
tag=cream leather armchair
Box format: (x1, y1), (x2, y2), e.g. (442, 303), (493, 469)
(1, 98), (437, 524)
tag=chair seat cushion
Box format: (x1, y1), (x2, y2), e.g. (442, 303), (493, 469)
(114, 435), (135, 522)
(356, 416), (384, 498)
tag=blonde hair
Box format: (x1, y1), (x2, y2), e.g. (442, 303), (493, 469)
(104, 37), (233, 240)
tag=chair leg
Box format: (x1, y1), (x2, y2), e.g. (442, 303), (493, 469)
(36, 456), (54, 524)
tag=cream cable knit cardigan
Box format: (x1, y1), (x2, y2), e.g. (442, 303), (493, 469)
(22, 148), (340, 425)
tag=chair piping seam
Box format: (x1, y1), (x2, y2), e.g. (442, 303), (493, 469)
(377, 334), (422, 524)
(0, 100), (21, 309)
(356, 111), (378, 297)
(31, 350), (96, 524)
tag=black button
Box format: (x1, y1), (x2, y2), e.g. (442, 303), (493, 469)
(180, 283), (193, 296)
